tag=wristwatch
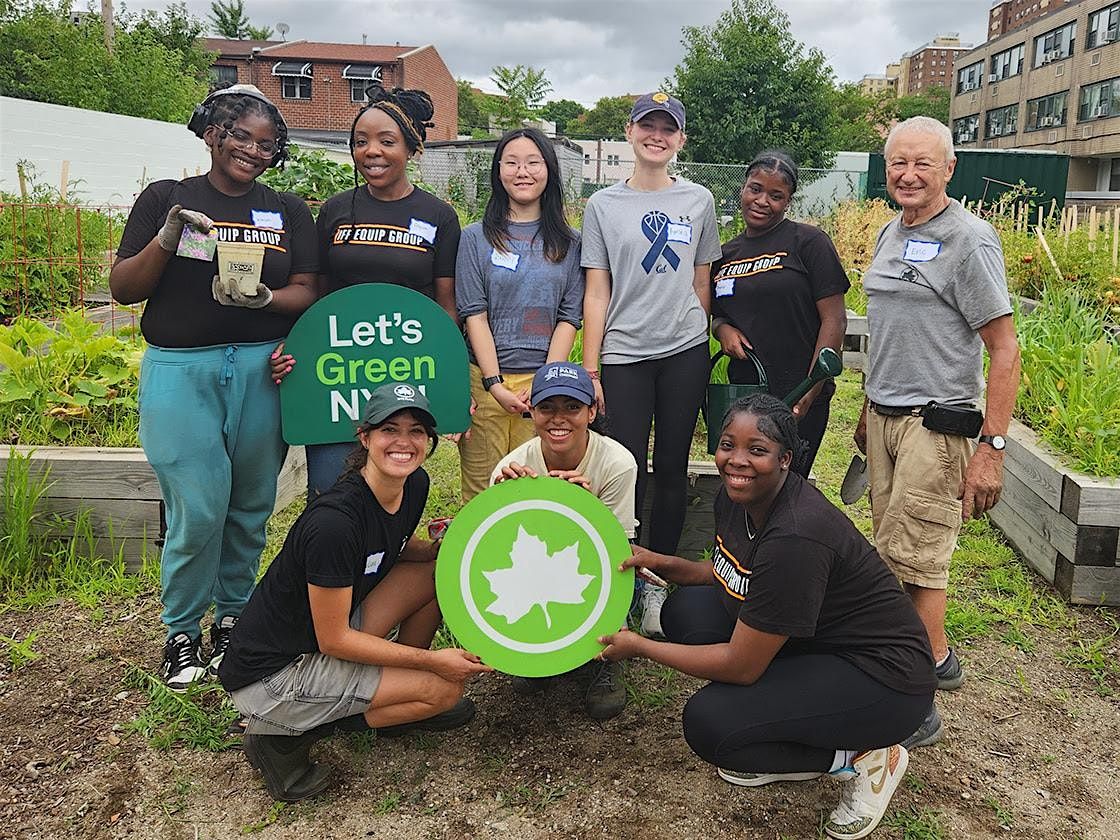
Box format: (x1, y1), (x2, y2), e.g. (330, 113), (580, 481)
(978, 434), (1006, 451)
(482, 374), (505, 392)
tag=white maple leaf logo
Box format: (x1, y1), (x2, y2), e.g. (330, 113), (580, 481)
(483, 526), (594, 628)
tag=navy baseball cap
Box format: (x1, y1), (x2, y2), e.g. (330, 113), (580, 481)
(360, 383), (436, 428)
(531, 363), (595, 406)
(630, 92), (686, 130)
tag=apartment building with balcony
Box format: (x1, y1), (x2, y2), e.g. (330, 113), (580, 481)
(950, 0), (1120, 195)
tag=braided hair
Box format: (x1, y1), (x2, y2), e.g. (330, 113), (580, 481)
(743, 149), (798, 195)
(343, 84), (436, 233)
(720, 393), (805, 466)
(207, 92), (290, 168)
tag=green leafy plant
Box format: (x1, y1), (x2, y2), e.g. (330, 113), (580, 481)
(0, 162), (123, 320)
(124, 666), (241, 751)
(261, 144), (354, 203)
(0, 630), (40, 669)
(1015, 284), (1120, 476)
(0, 310), (143, 446)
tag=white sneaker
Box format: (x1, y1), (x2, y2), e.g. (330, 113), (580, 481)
(825, 745), (909, 840)
(639, 585), (668, 639)
(718, 767), (822, 787)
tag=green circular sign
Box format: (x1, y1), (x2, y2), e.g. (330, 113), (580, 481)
(436, 477), (634, 677)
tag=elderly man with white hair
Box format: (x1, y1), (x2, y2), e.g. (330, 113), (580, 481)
(855, 116), (1021, 749)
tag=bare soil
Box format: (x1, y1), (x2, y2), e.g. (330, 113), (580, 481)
(1, 588), (1117, 840)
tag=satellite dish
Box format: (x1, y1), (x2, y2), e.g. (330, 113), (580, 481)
(276, 22), (289, 40)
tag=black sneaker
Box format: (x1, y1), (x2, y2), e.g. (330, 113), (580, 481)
(901, 704), (943, 750)
(377, 697), (477, 738)
(244, 730), (333, 802)
(584, 660), (626, 721)
(936, 648), (965, 691)
(160, 632), (206, 692)
(207, 615), (238, 678)
(510, 675), (553, 696)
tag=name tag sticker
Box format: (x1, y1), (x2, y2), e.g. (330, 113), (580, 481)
(715, 276), (735, 297)
(251, 209), (284, 230)
(365, 552), (385, 575)
(409, 218), (437, 243)
(667, 222), (692, 244)
(490, 249), (519, 270)
(903, 239), (942, 262)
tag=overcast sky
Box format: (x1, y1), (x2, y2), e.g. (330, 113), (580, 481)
(135, 0), (989, 105)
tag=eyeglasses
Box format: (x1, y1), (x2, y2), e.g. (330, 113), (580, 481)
(499, 159), (546, 173)
(222, 127), (279, 157)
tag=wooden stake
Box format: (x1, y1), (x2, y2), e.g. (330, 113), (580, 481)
(60, 160), (70, 201)
(1113, 206), (1119, 269)
(1037, 204), (1044, 230)
(17, 164), (27, 200)
(1036, 226), (1063, 281)
(1090, 205), (1098, 249)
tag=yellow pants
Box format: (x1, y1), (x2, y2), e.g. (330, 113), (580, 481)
(457, 365), (536, 501)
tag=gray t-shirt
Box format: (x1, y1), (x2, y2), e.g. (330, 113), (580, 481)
(455, 220), (584, 372)
(581, 179), (722, 364)
(864, 199), (1011, 406)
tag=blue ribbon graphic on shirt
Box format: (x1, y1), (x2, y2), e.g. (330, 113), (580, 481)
(641, 210), (680, 273)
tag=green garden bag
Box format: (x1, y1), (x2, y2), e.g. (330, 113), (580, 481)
(704, 349), (768, 455)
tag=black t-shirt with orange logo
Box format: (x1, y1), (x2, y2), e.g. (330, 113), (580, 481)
(712, 473), (936, 696)
(117, 177), (318, 347)
(711, 219), (849, 397)
(316, 186), (460, 299)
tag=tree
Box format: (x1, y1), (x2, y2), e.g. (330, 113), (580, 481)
(896, 86), (950, 125)
(457, 78), (483, 134)
(245, 23), (273, 40)
(572, 95), (633, 139)
(671, 0), (837, 167)
(0, 0), (211, 122)
(489, 64), (552, 130)
(540, 99), (585, 135)
(208, 0), (248, 38)
(825, 84), (893, 153)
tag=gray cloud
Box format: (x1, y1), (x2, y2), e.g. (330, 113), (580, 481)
(145, 0), (989, 103)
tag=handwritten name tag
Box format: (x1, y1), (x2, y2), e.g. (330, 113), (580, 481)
(490, 249), (519, 270)
(667, 223), (692, 244)
(409, 218), (437, 244)
(903, 239), (942, 262)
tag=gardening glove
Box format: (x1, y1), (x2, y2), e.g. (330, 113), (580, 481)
(212, 275), (273, 309)
(157, 204), (214, 252)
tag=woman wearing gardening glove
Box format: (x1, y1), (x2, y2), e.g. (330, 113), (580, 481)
(109, 84), (318, 693)
(711, 151), (848, 478)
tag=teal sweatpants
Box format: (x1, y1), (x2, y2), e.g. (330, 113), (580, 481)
(139, 341), (287, 640)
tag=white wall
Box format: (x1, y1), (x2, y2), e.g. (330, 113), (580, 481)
(1, 97), (211, 206)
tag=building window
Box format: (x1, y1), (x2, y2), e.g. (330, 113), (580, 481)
(1087, 3), (1120, 48)
(342, 64), (383, 103)
(953, 114), (980, 144)
(210, 65), (238, 86)
(990, 43), (1025, 81)
(1033, 20), (1076, 67)
(606, 154), (620, 166)
(1079, 77), (1120, 120)
(272, 61), (313, 100)
(1026, 91), (1068, 130)
(957, 61), (984, 93)
(986, 104), (1019, 138)
(1109, 158), (1120, 191)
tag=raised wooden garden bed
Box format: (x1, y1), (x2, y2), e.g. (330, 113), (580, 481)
(0, 445), (307, 571)
(989, 418), (1120, 605)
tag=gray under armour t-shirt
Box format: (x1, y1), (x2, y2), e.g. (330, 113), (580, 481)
(863, 199), (1011, 407)
(581, 179), (722, 364)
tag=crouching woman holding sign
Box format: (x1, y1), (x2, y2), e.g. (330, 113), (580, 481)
(598, 395), (935, 840)
(219, 385), (490, 802)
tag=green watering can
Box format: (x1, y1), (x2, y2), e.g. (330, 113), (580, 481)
(704, 347), (843, 455)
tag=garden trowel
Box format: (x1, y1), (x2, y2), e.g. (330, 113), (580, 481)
(840, 453), (869, 504)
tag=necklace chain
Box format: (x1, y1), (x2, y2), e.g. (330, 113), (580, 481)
(744, 509), (756, 541)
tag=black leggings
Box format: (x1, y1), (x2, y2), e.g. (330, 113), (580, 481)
(601, 341), (709, 554)
(662, 586), (932, 773)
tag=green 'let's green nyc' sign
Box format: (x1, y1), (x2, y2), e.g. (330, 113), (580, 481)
(280, 284), (471, 444)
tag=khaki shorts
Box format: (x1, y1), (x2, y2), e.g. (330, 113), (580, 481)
(231, 651), (383, 736)
(866, 409), (973, 589)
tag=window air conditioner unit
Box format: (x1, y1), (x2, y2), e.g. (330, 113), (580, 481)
(1095, 105), (1109, 118)
(1048, 50), (1062, 61)
(988, 73), (998, 82)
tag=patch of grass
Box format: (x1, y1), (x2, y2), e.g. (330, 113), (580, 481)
(883, 806), (947, 840)
(498, 780), (577, 812)
(0, 630), (40, 669)
(241, 802), (286, 834)
(373, 792), (401, 814)
(985, 796), (1015, 830)
(625, 662), (681, 710)
(123, 667), (240, 751)
(1059, 618), (1120, 697)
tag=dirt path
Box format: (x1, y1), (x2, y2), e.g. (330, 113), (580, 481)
(1, 590), (1117, 840)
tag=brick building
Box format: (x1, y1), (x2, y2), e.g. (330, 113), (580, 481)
(898, 35), (973, 96)
(204, 39), (457, 144)
(988, 0), (1076, 40)
(951, 0), (1120, 196)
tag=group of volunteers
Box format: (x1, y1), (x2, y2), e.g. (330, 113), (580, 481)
(110, 74), (1019, 839)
